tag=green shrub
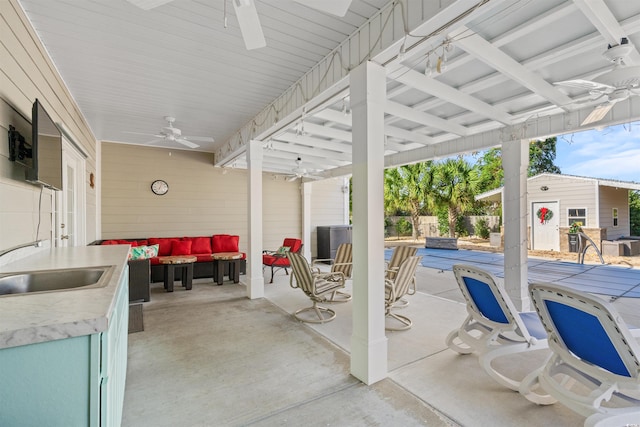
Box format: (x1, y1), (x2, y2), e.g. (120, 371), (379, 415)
(475, 218), (490, 239)
(437, 209), (449, 236)
(455, 216), (468, 237)
(395, 217), (413, 236)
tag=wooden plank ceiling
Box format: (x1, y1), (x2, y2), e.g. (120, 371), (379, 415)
(16, 0), (640, 180)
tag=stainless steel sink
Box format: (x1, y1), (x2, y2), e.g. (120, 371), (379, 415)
(0, 267), (113, 296)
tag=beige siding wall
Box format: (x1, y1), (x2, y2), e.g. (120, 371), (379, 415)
(528, 175), (597, 228)
(599, 186), (630, 240)
(309, 177), (349, 257)
(0, 0), (97, 251)
(102, 143), (306, 253)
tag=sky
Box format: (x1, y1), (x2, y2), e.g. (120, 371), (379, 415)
(554, 122), (640, 182)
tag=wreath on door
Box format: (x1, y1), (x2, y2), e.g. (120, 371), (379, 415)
(536, 207), (553, 224)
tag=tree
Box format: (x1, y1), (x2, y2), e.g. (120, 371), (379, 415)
(384, 162), (435, 239)
(528, 137), (561, 176)
(631, 191), (640, 236)
(473, 137), (561, 193)
(432, 157), (478, 237)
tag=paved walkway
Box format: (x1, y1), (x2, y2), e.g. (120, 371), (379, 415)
(385, 247), (640, 299)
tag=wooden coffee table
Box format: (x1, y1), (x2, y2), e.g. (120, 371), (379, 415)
(212, 252), (243, 285)
(158, 256), (197, 292)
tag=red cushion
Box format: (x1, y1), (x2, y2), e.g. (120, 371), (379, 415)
(148, 238), (175, 256)
(101, 240), (119, 245)
(282, 238), (302, 253)
(192, 254), (213, 262)
(212, 234), (239, 253)
(263, 254), (290, 267)
(136, 240), (148, 246)
(171, 240), (192, 256)
(185, 236), (212, 254)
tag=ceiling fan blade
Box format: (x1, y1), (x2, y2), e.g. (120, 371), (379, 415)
(182, 135), (215, 142)
(175, 138), (199, 149)
(294, 0), (352, 17)
(285, 175), (298, 182)
(125, 0), (174, 10)
(581, 102), (615, 126)
(232, 0), (266, 50)
(554, 79), (614, 92)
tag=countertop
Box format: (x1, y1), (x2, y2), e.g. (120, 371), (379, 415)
(0, 245), (129, 349)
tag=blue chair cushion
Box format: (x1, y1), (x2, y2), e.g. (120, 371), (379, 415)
(545, 300), (630, 377)
(464, 277), (509, 324)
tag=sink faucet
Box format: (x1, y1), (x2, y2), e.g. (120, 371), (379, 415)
(0, 240), (45, 259)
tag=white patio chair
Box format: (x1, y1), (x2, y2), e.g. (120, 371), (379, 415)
(445, 264), (552, 401)
(520, 282), (640, 427)
(311, 243), (352, 302)
(385, 255), (422, 331)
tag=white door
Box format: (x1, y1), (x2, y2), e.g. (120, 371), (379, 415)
(532, 201), (559, 251)
(56, 142), (86, 247)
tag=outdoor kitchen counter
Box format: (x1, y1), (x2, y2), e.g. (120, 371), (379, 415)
(0, 245), (129, 349)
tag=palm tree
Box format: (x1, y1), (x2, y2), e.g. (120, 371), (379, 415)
(384, 162), (435, 239)
(433, 158), (478, 237)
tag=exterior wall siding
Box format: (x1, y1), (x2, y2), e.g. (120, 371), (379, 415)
(599, 186), (630, 240)
(101, 143), (306, 253)
(0, 0), (97, 251)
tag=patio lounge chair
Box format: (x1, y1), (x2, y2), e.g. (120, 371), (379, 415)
(519, 282), (640, 426)
(385, 255), (422, 331)
(386, 246), (418, 307)
(287, 251), (347, 323)
(312, 243), (352, 302)
(446, 264), (551, 399)
(262, 238), (303, 283)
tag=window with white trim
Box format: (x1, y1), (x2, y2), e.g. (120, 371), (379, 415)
(613, 208), (619, 227)
(567, 208), (586, 227)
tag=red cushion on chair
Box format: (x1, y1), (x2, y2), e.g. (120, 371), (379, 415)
(171, 240), (192, 256)
(186, 236), (212, 254)
(212, 234), (239, 253)
(282, 238), (302, 253)
(148, 238), (175, 256)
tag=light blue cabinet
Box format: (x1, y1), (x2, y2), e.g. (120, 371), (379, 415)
(0, 268), (129, 427)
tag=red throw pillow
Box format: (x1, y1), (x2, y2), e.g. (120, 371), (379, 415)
(171, 240), (192, 256)
(212, 234), (230, 253)
(148, 238), (174, 256)
(188, 236), (212, 254)
(221, 235), (239, 252)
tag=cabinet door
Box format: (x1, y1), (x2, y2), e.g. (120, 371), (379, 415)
(100, 267), (129, 426)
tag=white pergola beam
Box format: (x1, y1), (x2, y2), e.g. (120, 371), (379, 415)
(573, 0), (640, 65)
(274, 132), (351, 154)
(386, 100), (470, 136)
(389, 68), (514, 124)
(449, 26), (574, 110)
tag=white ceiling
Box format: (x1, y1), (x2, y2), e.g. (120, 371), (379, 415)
(17, 0), (640, 179)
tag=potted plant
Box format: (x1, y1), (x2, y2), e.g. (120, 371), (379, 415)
(567, 221), (583, 252)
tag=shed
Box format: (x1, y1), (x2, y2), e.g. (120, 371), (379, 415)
(476, 174), (640, 252)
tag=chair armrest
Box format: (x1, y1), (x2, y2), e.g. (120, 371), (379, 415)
(312, 258), (333, 265)
(315, 271), (345, 282)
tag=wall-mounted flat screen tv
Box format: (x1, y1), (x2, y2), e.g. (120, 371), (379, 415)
(25, 99), (63, 191)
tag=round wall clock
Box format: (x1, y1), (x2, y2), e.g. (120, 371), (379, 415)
(151, 179), (169, 195)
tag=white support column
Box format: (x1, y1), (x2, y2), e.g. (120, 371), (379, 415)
(302, 182), (312, 261)
(502, 139), (529, 311)
(343, 177), (350, 224)
(246, 139), (264, 299)
(350, 61), (388, 385)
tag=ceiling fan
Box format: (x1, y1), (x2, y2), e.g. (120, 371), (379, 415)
(125, 0), (353, 50)
(124, 116), (214, 149)
(554, 38), (640, 126)
(284, 157), (322, 181)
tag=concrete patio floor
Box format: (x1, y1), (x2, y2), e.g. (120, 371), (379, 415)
(122, 250), (640, 426)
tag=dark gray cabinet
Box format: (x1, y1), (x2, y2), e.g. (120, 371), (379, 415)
(317, 225), (352, 261)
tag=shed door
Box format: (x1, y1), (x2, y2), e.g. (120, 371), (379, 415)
(532, 201), (559, 251)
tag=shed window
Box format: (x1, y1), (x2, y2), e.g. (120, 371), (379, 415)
(568, 208), (586, 227)
(613, 208), (619, 227)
